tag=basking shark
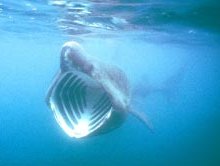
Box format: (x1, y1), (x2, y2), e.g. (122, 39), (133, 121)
(46, 41), (152, 138)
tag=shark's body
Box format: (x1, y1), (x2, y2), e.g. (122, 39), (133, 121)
(46, 41), (152, 138)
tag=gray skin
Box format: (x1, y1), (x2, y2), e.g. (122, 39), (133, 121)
(60, 41), (131, 113)
(47, 41), (153, 135)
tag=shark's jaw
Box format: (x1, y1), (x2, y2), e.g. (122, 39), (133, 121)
(47, 70), (113, 138)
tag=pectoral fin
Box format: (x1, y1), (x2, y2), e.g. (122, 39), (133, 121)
(128, 108), (154, 133)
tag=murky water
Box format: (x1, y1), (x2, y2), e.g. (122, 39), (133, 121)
(0, 0), (219, 165)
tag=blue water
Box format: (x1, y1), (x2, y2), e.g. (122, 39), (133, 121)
(0, 0), (220, 165)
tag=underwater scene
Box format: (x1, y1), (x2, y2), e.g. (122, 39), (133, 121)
(0, 0), (220, 165)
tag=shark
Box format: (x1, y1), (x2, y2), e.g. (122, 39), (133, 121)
(46, 41), (152, 138)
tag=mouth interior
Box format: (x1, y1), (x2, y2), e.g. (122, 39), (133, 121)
(48, 71), (113, 138)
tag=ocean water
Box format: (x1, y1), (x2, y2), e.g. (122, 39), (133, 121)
(0, 0), (220, 165)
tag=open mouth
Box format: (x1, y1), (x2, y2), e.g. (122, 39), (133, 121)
(47, 70), (113, 138)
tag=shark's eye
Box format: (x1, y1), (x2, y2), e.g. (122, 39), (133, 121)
(83, 63), (94, 74)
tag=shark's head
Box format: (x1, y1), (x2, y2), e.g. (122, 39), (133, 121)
(60, 41), (94, 75)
